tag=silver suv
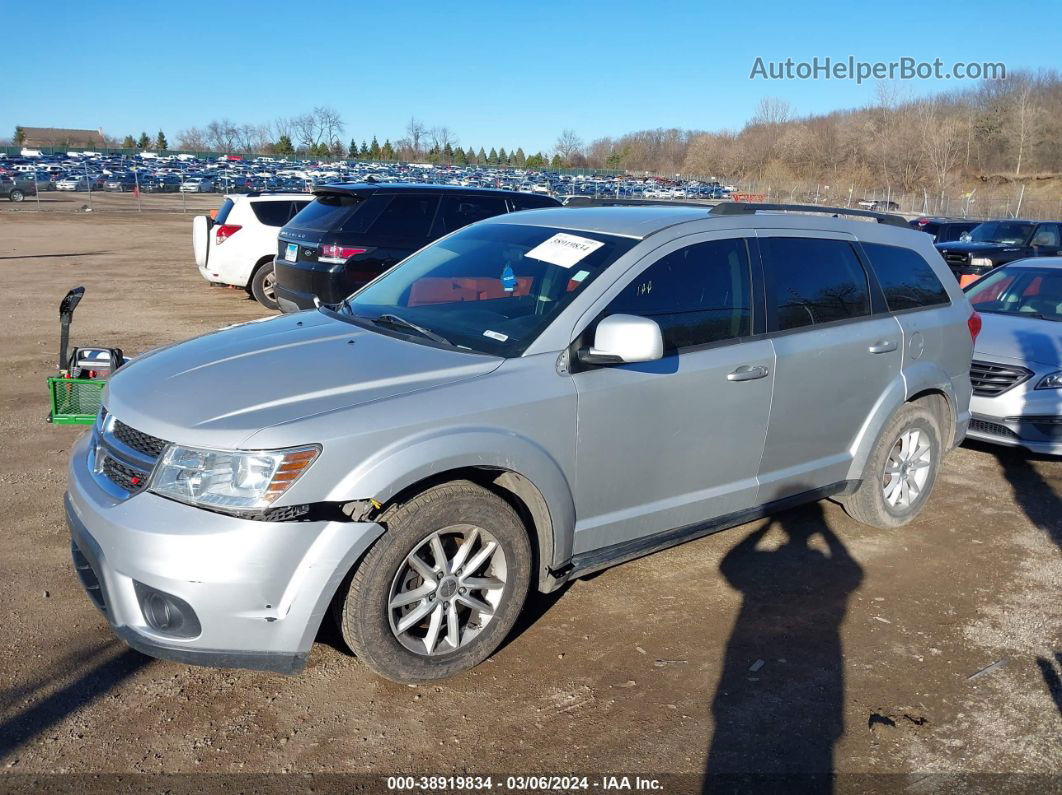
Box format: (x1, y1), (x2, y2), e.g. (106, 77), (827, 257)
(66, 203), (976, 682)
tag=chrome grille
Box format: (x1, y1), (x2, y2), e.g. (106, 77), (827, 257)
(969, 360), (1033, 397)
(101, 453), (150, 494)
(112, 419), (167, 459)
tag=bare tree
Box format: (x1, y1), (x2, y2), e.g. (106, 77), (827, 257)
(920, 102), (966, 211)
(554, 129), (584, 163)
(429, 126), (458, 152)
(314, 106), (345, 149)
(406, 117), (427, 156)
(176, 127), (207, 150)
(1008, 76), (1040, 176)
(750, 97), (792, 126)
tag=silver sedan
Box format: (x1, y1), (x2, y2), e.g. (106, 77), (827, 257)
(965, 257), (1062, 455)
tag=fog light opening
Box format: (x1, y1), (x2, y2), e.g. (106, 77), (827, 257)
(133, 581), (201, 639)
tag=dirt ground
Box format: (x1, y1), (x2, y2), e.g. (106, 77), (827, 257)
(0, 211), (1059, 792)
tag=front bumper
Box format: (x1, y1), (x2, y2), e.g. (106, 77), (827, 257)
(66, 433), (384, 673)
(965, 412), (1062, 455)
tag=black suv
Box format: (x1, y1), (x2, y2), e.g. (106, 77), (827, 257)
(908, 216), (980, 244)
(274, 184), (560, 312)
(936, 219), (1062, 282)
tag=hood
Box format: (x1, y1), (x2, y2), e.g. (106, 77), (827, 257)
(974, 312), (1062, 367)
(105, 311), (502, 449)
(936, 241), (1026, 256)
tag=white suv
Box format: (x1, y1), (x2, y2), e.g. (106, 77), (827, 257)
(193, 193), (312, 309)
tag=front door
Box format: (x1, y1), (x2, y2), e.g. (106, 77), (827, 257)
(571, 234), (774, 555)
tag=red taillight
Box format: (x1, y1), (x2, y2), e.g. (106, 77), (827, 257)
(215, 224), (242, 244)
(968, 311), (982, 342)
(319, 244), (367, 263)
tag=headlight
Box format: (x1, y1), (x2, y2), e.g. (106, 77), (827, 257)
(1035, 371), (1062, 390)
(150, 444), (320, 512)
(969, 257), (994, 267)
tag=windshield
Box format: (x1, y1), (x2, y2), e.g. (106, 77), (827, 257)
(965, 266), (1062, 321)
(966, 221), (1035, 245)
(336, 222), (636, 356)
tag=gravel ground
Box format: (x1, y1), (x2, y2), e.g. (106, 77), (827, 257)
(0, 212), (1059, 792)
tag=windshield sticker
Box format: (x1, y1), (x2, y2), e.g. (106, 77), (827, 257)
(525, 233), (604, 269)
(501, 263), (517, 292)
(571, 270), (590, 282)
(483, 330), (509, 342)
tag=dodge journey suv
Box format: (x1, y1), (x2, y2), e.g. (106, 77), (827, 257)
(66, 202), (975, 682)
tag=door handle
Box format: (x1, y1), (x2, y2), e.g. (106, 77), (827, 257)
(868, 340), (898, 354)
(727, 364), (769, 382)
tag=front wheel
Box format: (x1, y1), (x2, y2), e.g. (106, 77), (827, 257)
(249, 263), (280, 310)
(841, 403), (942, 529)
(337, 480), (532, 682)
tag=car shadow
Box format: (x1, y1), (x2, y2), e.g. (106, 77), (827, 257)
(0, 645), (150, 760)
(703, 501), (863, 792)
(1036, 653), (1062, 717)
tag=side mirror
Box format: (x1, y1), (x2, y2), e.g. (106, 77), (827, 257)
(578, 314), (663, 366)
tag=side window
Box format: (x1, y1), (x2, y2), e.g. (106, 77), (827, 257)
(435, 195), (508, 234)
(763, 237), (870, 330)
(366, 194), (440, 240)
(604, 238), (752, 350)
(862, 242), (950, 311)
(510, 195), (555, 211)
(1031, 224), (1060, 247)
(250, 201), (291, 227)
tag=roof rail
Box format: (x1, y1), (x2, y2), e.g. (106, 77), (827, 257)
(709, 201), (908, 228)
(562, 196), (712, 209)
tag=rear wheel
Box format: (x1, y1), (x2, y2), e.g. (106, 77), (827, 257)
(337, 480), (532, 682)
(9, 189), (23, 202)
(249, 263), (279, 310)
(842, 403), (942, 529)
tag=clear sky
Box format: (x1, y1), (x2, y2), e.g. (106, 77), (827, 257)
(1, 0), (1058, 154)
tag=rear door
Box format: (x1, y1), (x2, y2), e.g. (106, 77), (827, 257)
(757, 232), (903, 502)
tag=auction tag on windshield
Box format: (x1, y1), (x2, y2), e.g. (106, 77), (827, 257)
(525, 233), (604, 268)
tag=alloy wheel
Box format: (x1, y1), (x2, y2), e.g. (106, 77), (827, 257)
(387, 524), (507, 656)
(882, 428), (932, 510)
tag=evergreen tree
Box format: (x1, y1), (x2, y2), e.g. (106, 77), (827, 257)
(122, 135), (136, 149)
(369, 136), (381, 159)
(155, 130), (168, 151)
(331, 139), (345, 158)
(514, 147), (526, 166)
(443, 142), (454, 163)
(381, 139), (395, 160)
(498, 147), (508, 165)
(275, 135), (295, 155)
(477, 147), (487, 165)
(453, 146), (467, 166)
(13, 125), (25, 145)
(466, 147), (476, 163)
(488, 147), (498, 165)
(359, 140), (369, 157)
(348, 138), (358, 159)
(137, 131), (151, 149)
(550, 154), (564, 169)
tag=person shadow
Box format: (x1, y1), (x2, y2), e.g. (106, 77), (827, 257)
(704, 501), (863, 793)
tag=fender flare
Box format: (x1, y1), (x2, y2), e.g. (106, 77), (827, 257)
(323, 427), (577, 578)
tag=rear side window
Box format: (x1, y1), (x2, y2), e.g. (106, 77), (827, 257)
(287, 193), (363, 232)
(510, 194), (558, 211)
(434, 195), (508, 234)
(862, 242), (950, 311)
(764, 237), (870, 330)
(367, 194), (440, 240)
(604, 238), (752, 350)
(251, 201), (295, 227)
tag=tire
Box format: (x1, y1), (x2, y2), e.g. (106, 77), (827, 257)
(9, 189), (23, 202)
(841, 402), (942, 529)
(249, 263), (280, 310)
(337, 480), (532, 683)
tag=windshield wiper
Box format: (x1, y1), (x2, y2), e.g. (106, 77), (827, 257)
(373, 313), (454, 346)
